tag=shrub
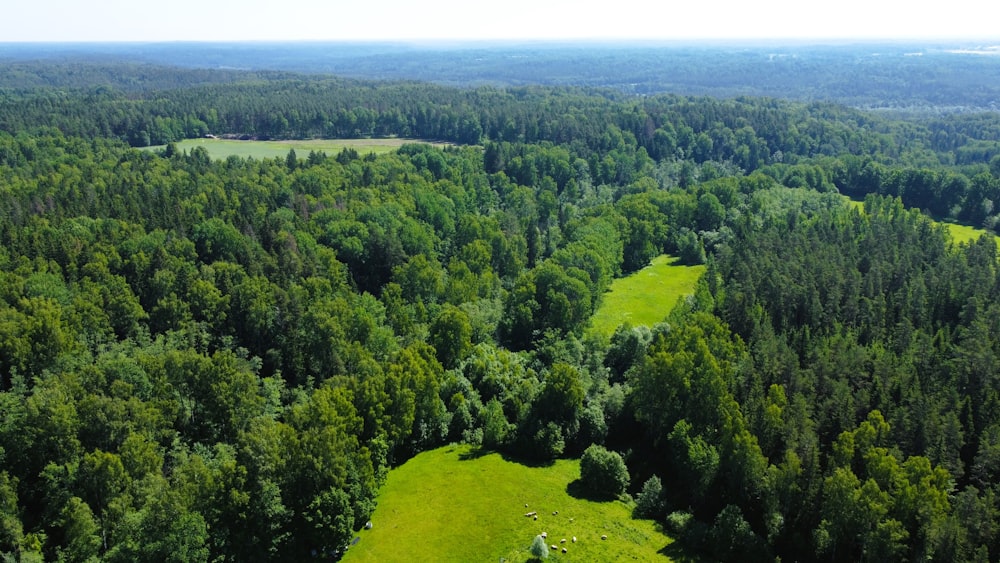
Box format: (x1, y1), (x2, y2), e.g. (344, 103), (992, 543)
(579, 444), (629, 498)
(633, 475), (665, 519)
(707, 504), (768, 561)
(529, 534), (549, 559)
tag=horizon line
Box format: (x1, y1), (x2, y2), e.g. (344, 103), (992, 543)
(2, 37), (1000, 46)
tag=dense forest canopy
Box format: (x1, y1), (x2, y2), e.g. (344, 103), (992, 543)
(3, 41), (1000, 110)
(1, 49), (1000, 561)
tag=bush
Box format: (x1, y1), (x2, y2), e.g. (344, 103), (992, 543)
(666, 510), (708, 551)
(529, 534), (549, 559)
(633, 475), (665, 519)
(481, 398), (511, 450)
(579, 444), (629, 498)
(707, 505), (769, 561)
(531, 421), (565, 461)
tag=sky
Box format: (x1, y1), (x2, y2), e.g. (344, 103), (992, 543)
(2, 0), (999, 43)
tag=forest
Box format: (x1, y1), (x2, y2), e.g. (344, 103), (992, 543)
(1, 54), (1000, 561)
(5, 41), (1000, 111)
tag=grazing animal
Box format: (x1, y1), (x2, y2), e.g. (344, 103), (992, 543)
(572, 536), (577, 542)
(562, 548), (568, 553)
(601, 534), (608, 540)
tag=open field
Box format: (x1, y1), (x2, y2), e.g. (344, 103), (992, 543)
(843, 196), (1000, 247)
(143, 137), (448, 160)
(588, 255), (705, 338)
(941, 221), (1000, 246)
(341, 445), (677, 563)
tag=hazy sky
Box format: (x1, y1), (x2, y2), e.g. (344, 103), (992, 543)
(2, 0), (998, 42)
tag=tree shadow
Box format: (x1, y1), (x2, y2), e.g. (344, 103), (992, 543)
(565, 479), (615, 502)
(658, 541), (706, 563)
(500, 451), (556, 468)
(456, 446), (557, 468)
(457, 446), (491, 461)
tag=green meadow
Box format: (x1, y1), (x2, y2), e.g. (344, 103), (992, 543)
(589, 255), (705, 338)
(144, 137), (447, 160)
(341, 445), (676, 563)
(941, 221), (1000, 246)
(843, 195), (1000, 247)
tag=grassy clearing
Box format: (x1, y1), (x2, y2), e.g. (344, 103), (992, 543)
(142, 137), (448, 160)
(941, 221), (1000, 247)
(843, 195), (1000, 248)
(589, 255), (705, 338)
(341, 445), (676, 563)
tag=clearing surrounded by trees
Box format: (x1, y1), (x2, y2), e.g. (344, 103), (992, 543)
(340, 445), (676, 562)
(588, 255), (705, 338)
(146, 137), (450, 160)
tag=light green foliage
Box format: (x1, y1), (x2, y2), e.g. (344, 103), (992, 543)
(529, 534), (549, 559)
(816, 411), (953, 561)
(463, 343), (538, 424)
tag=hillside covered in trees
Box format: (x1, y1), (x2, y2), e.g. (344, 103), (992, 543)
(5, 41), (1000, 111)
(2, 57), (1000, 561)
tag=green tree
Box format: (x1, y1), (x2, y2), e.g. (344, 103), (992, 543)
(429, 305), (473, 370)
(481, 398), (511, 451)
(57, 496), (102, 563)
(579, 444), (629, 498)
(696, 192), (725, 232)
(536, 363), (584, 430)
(708, 504), (768, 562)
(0, 472), (27, 558)
(634, 475), (665, 519)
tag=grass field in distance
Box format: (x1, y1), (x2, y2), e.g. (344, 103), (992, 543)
(143, 137), (448, 160)
(589, 255), (705, 338)
(340, 445), (677, 563)
(942, 221), (1000, 246)
(843, 196), (1000, 247)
